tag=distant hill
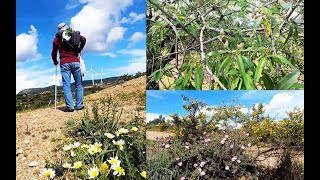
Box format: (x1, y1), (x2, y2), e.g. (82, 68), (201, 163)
(17, 76), (120, 95)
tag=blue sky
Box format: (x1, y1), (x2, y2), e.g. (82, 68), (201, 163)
(16, 0), (146, 94)
(146, 90), (304, 122)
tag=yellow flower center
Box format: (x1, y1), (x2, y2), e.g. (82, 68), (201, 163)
(91, 171), (99, 177)
(44, 171), (51, 176)
(115, 166), (124, 174)
(110, 159), (117, 164)
(100, 163), (108, 172)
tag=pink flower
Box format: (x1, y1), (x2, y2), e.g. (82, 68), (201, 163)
(178, 162), (183, 166)
(200, 171), (206, 176)
(220, 140), (225, 144)
(237, 159), (241, 163)
(165, 144), (171, 148)
(231, 156), (237, 162)
(181, 177), (185, 180)
(225, 165), (230, 170)
(204, 138), (211, 143)
(176, 157), (180, 161)
(200, 161), (206, 167)
(193, 163), (198, 167)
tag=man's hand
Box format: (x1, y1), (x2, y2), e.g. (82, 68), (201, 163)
(54, 60), (59, 65)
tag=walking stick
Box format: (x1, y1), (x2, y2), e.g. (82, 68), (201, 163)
(55, 65), (57, 110)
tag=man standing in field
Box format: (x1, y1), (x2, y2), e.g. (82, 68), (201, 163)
(51, 22), (86, 112)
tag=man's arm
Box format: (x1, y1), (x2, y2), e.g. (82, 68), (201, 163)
(51, 38), (59, 65)
(79, 35), (86, 53)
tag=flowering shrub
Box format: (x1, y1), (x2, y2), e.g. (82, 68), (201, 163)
(147, 131), (256, 179)
(42, 97), (147, 179)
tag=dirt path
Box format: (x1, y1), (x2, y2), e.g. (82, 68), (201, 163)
(16, 76), (145, 180)
(146, 131), (175, 140)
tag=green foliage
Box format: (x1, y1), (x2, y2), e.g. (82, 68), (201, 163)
(147, 0), (304, 90)
(46, 96), (146, 179)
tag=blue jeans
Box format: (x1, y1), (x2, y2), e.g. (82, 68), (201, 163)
(60, 62), (84, 110)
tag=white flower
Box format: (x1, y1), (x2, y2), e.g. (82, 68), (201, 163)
(178, 162), (182, 166)
(81, 144), (89, 149)
(220, 140), (225, 144)
(231, 156), (237, 162)
(63, 144), (72, 151)
(72, 142), (81, 148)
(237, 159), (241, 163)
(118, 128), (129, 135)
(73, 161), (82, 169)
(40, 168), (55, 179)
(111, 164), (125, 176)
(200, 161), (206, 167)
(225, 165), (230, 170)
(131, 127), (138, 132)
(113, 140), (125, 150)
(104, 133), (115, 139)
(200, 171), (206, 176)
(230, 144), (234, 148)
(62, 162), (72, 169)
(248, 143), (251, 147)
(70, 150), (76, 157)
(94, 142), (103, 152)
(241, 145), (246, 149)
(193, 163), (198, 167)
(88, 144), (98, 155)
(165, 144), (171, 148)
(88, 167), (99, 179)
(108, 156), (121, 165)
(185, 145), (189, 149)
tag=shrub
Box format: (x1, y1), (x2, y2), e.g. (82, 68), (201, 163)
(43, 96), (147, 179)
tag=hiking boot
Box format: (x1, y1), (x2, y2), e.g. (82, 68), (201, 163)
(76, 106), (85, 110)
(64, 108), (74, 112)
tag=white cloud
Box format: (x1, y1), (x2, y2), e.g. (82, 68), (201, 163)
(128, 32), (145, 47)
(264, 92), (304, 118)
(69, 0), (133, 52)
(146, 113), (172, 123)
(106, 27), (127, 43)
(120, 12), (145, 24)
(100, 52), (117, 58)
(117, 49), (145, 56)
(16, 25), (41, 62)
(240, 107), (249, 114)
(16, 66), (61, 94)
(147, 91), (164, 99)
(113, 56), (146, 75)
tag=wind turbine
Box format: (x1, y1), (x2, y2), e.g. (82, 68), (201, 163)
(100, 67), (103, 85)
(91, 64), (95, 86)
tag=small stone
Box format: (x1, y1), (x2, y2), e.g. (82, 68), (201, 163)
(28, 161), (38, 167)
(16, 149), (23, 155)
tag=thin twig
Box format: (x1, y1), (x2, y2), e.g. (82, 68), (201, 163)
(198, 11), (227, 90)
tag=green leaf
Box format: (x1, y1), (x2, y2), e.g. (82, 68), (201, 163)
(207, 51), (220, 57)
(263, 19), (271, 37)
(291, 82), (304, 89)
(253, 16), (262, 34)
(269, 55), (296, 69)
(195, 67), (204, 90)
(178, 15), (186, 21)
(179, 63), (189, 72)
(163, 71), (172, 78)
(236, 55), (255, 90)
(187, 24), (197, 38)
(254, 57), (267, 84)
(164, 64), (174, 70)
(243, 74), (256, 90)
(218, 57), (232, 73)
(256, 34), (263, 46)
(262, 73), (274, 90)
(227, 69), (239, 75)
(242, 56), (255, 72)
(275, 70), (300, 90)
(283, 25), (293, 46)
(150, 69), (162, 82)
(231, 77), (240, 90)
(182, 65), (193, 87)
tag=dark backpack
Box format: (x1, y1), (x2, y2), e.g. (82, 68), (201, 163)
(60, 28), (81, 54)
